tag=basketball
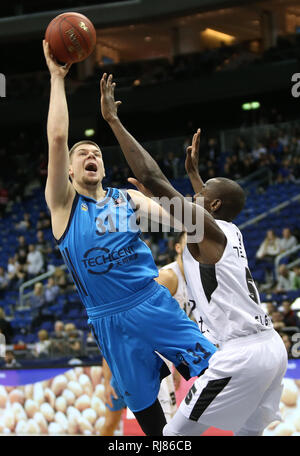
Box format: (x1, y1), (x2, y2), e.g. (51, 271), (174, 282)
(45, 12), (96, 64)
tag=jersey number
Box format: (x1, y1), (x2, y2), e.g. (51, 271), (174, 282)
(245, 267), (259, 305)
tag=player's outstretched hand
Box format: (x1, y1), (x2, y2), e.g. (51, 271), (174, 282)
(185, 128), (201, 175)
(43, 40), (71, 78)
(104, 382), (119, 409)
(100, 73), (122, 123)
(128, 177), (154, 198)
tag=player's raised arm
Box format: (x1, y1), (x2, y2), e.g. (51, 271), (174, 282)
(43, 40), (74, 210)
(100, 73), (226, 263)
(185, 129), (205, 194)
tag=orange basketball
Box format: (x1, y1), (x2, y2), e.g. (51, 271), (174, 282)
(45, 12), (96, 64)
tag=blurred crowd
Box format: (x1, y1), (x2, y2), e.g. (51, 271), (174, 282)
(255, 227), (300, 288)
(6, 32), (300, 100)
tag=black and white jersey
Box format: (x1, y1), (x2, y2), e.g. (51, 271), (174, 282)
(183, 219), (273, 345)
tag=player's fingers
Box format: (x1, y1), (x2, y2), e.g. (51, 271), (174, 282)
(107, 74), (113, 88)
(128, 177), (139, 189)
(115, 101), (122, 107)
(195, 128), (201, 150)
(111, 387), (118, 400)
(43, 40), (49, 58)
(106, 394), (113, 409)
(100, 73), (106, 92)
(64, 62), (72, 71)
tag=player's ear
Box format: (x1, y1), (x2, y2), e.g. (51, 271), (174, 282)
(211, 198), (221, 213)
(69, 165), (74, 181)
(175, 243), (181, 255)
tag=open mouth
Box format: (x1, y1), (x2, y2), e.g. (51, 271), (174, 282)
(85, 162), (98, 173)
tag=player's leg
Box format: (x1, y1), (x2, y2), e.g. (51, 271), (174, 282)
(235, 333), (287, 437)
(133, 399), (167, 436)
(90, 315), (169, 435)
(163, 409), (209, 436)
(157, 369), (177, 423)
(145, 288), (217, 379)
(100, 408), (123, 436)
(101, 376), (126, 436)
(234, 427), (263, 436)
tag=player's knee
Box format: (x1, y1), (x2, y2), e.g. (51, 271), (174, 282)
(235, 427), (263, 436)
(163, 423), (181, 436)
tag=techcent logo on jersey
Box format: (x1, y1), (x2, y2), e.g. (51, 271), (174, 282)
(81, 245), (138, 275)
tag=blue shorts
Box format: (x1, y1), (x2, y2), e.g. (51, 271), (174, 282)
(106, 377), (126, 412)
(88, 280), (217, 412)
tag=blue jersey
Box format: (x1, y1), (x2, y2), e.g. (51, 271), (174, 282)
(57, 188), (158, 310)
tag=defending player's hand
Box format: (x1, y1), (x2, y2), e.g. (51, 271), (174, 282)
(128, 177), (154, 198)
(185, 128), (201, 175)
(173, 368), (182, 391)
(100, 73), (122, 123)
(104, 382), (119, 409)
(42, 40), (71, 78)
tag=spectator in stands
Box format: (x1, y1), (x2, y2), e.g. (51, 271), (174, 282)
(15, 235), (29, 267)
(266, 301), (276, 316)
(274, 265), (295, 293)
(279, 333), (293, 359)
(52, 320), (65, 337)
(7, 255), (27, 289)
(36, 211), (51, 231)
(32, 329), (51, 358)
(26, 244), (44, 278)
(50, 321), (67, 356)
(293, 266), (300, 290)
(44, 277), (60, 304)
(279, 228), (298, 255)
(29, 282), (46, 329)
(53, 267), (68, 291)
(86, 330), (96, 345)
(0, 308), (13, 344)
(4, 350), (21, 368)
(7, 256), (18, 280)
(281, 300), (300, 328)
(256, 230), (281, 284)
(252, 142), (267, 160)
(0, 266), (10, 295)
(15, 212), (32, 232)
(65, 323), (83, 357)
(276, 159), (293, 183)
(36, 230), (53, 264)
(256, 230), (281, 262)
(0, 179), (9, 219)
(271, 311), (285, 331)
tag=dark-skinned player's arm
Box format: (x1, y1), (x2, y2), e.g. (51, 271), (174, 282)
(43, 40), (74, 211)
(185, 129), (205, 194)
(100, 73), (226, 263)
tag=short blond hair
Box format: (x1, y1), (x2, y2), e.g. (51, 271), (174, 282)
(38, 329), (49, 340)
(69, 140), (101, 160)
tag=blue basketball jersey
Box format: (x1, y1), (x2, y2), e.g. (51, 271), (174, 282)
(57, 188), (158, 310)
